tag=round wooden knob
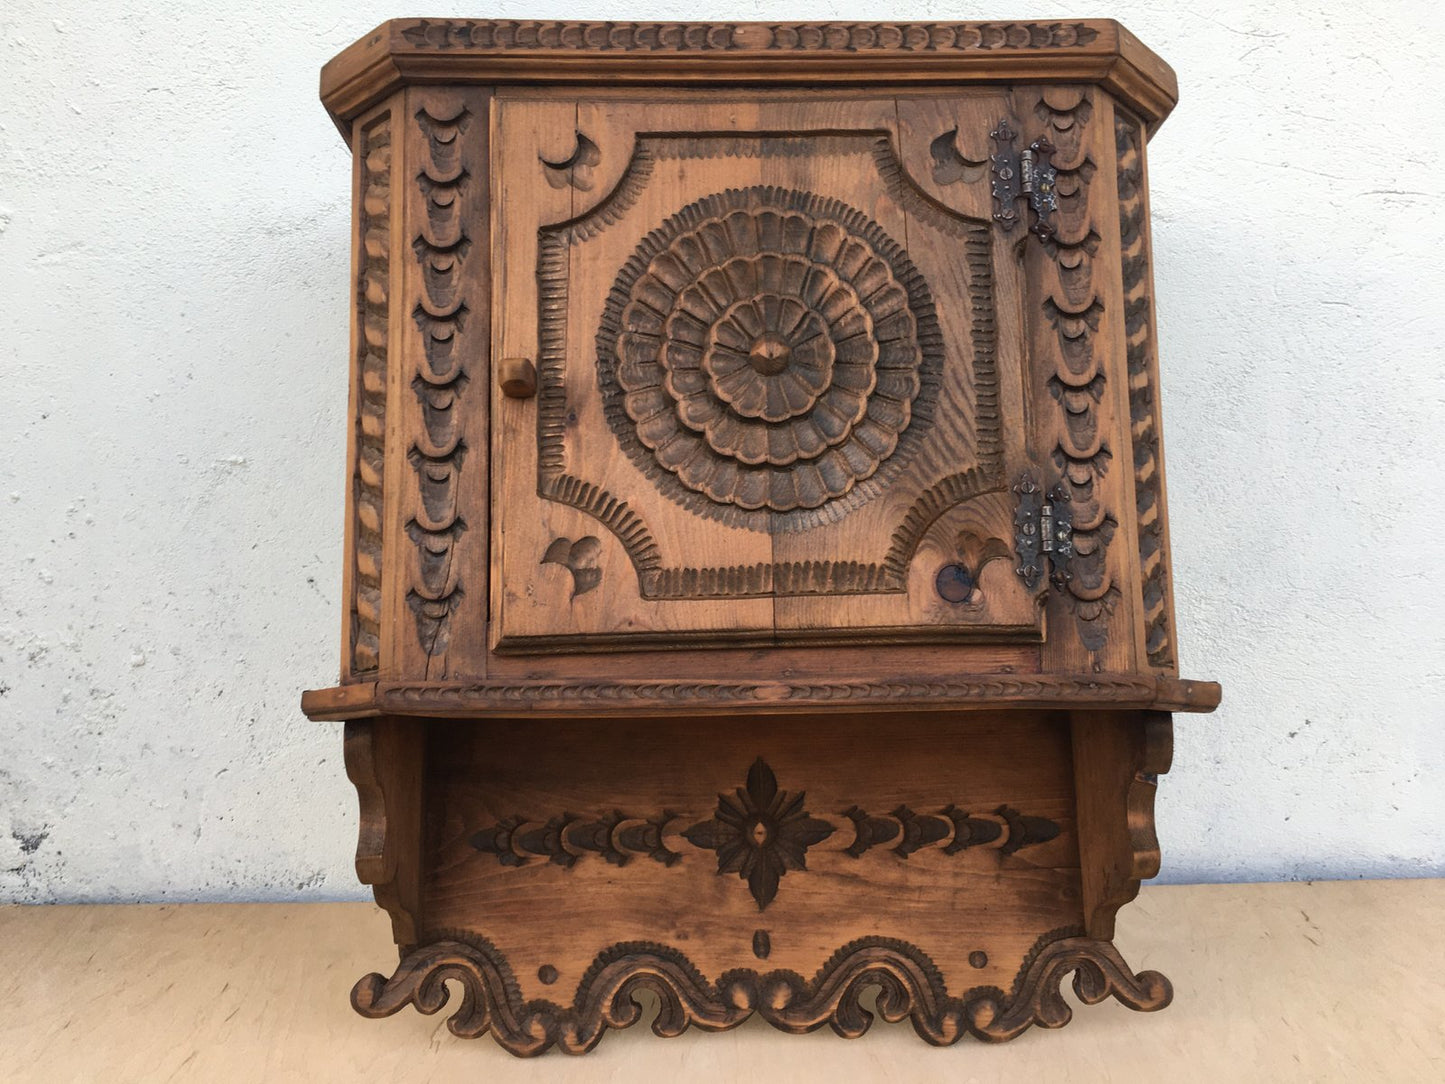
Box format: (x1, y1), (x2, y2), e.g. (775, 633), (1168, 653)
(500, 357), (537, 398)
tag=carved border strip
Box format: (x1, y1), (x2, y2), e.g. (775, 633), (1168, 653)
(381, 673), (1180, 707)
(1034, 91), (1121, 651)
(405, 104), (472, 658)
(466, 757), (1060, 912)
(535, 132), (999, 599)
(351, 927), (1169, 1055)
(349, 114), (391, 674)
(1114, 114), (1176, 670)
(397, 21), (1100, 54)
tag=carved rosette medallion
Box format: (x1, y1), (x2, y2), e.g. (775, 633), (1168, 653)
(598, 187), (943, 531)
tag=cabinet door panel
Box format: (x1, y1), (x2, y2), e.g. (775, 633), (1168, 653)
(491, 92), (1040, 651)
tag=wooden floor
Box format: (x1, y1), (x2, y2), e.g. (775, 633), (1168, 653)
(1, 880), (1440, 1082)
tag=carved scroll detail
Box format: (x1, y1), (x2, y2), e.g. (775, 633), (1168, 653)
(351, 927), (1169, 1055)
(349, 114), (390, 673)
(406, 105), (472, 658)
(1115, 114), (1176, 670)
(1033, 91), (1121, 651)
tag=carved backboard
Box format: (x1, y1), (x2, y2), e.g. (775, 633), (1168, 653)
(491, 94), (1040, 651)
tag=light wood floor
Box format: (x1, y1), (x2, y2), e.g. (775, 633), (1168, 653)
(1, 879), (1440, 1082)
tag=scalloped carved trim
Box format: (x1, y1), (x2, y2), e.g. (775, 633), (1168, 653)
(1031, 90), (1120, 654)
(351, 927), (1169, 1055)
(406, 104), (473, 660)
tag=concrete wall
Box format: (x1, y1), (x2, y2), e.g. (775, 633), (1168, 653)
(2, 1), (1440, 902)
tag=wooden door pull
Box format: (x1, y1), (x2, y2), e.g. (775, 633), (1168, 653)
(499, 357), (537, 398)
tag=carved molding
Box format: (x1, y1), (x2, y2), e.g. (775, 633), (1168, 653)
(298, 672), (1221, 719)
(536, 132), (998, 600)
(351, 927), (1169, 1055)
(1114, 114), (1176, 671)
(406, 104), (472, 658)
(395, 20), (1102, 54)
(349, 113), (390, 674)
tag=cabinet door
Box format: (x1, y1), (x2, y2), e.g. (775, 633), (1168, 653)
(491, 92), (1040, 651)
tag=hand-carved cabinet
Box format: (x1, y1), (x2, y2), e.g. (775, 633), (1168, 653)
(303, 19), (1220, 1055)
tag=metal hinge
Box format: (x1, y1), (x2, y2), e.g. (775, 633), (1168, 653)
(1013, 473), (1074, 589)
(990, 120), (1058, 240)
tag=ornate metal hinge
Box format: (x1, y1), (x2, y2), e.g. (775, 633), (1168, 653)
(990, 120), (1058, 240)
(1013, 474), (1074, 589)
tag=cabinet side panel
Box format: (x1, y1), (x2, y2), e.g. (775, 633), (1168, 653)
(344, 104), (395, 679)
(1113, 109), (1179, 672)
(384, 87), (493, 679)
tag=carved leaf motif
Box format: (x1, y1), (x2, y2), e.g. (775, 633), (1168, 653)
(930, 127), (987, 186)
(541, 535), (603, 598)
(540, 130), (600, 191)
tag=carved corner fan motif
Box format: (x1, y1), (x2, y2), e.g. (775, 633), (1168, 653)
(599, 187), (943, 526)
(467, 757), (1060, 911)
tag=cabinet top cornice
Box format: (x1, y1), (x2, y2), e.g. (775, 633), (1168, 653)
(321, 18), (1177, 136)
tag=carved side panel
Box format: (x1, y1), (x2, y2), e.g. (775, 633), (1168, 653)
(391, 89), (491, 678)
(1114, 113), (1178, 672)
(346, 112), (391, 676)
(1021, 87), (1129, 668)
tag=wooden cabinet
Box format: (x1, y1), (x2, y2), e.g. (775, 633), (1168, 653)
(304, 19), (1220, 1056)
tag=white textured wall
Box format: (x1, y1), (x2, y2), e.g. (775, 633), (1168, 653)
(1, 1), (1441, 903)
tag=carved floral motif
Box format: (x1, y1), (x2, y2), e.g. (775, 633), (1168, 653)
(602, 187), (940, 517)
(683, 757), (834, 910)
